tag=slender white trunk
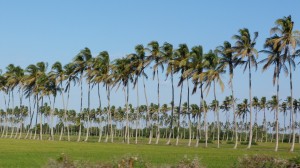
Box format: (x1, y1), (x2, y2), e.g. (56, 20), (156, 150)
(247, 61), (253, 149)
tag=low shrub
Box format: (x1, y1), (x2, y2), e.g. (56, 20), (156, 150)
(233, 155), (289, 168)
(226, 141), (235, 144)
(199, 139), (213, 144)
(174, 156), (206, 168)
(240, 141), (258, 145)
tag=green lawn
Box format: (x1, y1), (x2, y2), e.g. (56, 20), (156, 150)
(0, 138), (299, 168)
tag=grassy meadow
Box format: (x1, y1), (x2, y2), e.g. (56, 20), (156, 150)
(0, 138), (299, 168)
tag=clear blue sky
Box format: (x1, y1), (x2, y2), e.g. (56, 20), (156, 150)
(0, 1), (300, 123)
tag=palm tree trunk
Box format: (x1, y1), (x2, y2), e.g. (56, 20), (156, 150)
(187, 79), (192, 147)
(247, 61), (253, 149)
(50, 96), (55, 140)
(125, 85), (130, 144)
(77, 74), (83, 142)
(275, 65), (280, 152)
(84, 82), (91, 142)
(289, 60), (295, 152)
(97, 83), (102, 143)
(25, 95), (33, 139)
(107, 85), (113, 143)
(135, 79), (139, 144)
(10, 90), (15, 139)
(167, 70), (174, 145)
(39, 96), (43, 140)
(232, 76), (238, 149)
(142, 76), (152, 145)
(176, 84), (183, 146)
(264, 108), (267, 142)
(17, 90), (23, 139)
(155, 69), (160, 144)
(1, 94), (8, 138)
(214, 81), (220, 148)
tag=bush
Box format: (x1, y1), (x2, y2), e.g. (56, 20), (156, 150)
(44, 153), (150, 168)
(226, 141), (235, 144)
(199, 139), (213, 144)
(233, 155), (289, 168)
(240, 141), (258, 145)
(174, 156), (206, 168)
(114, 154), (150, 168)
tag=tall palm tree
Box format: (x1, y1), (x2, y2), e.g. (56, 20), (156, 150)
(173, 44), (190, 146)
(186, 45), (205, 147)
(50, 62), (67, 141)
(233, 28), (259, 149)
(112, 57), (133, 144)
(72, 47), (92, 142)
(160, 42), (175, 145)
(216, 41), (240, 149)
(201, 50), (225, 148)
(92, 51), (113, 142)
(64, 63), (79, 139)
(270, 15), (300, 152)
(260, 35), (287, 151)
(4, 64), (24, 138)
(146, 41), (163, 144)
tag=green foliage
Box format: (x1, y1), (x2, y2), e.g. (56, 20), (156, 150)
(199, 139), (213, 144)
(240, 141), (258, 145)
(232, 155), (299, 168)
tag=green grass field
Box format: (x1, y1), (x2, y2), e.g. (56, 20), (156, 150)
(0, 138), (299, 168)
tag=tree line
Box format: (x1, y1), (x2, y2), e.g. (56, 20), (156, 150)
(0, 15), (299, 152)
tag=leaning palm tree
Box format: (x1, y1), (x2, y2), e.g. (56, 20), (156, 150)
(4, 64), (24, 138)
(232, 28), (259, 149)
(270, 15), (300, 152)
(50, 62), (68, 141)
(260, 35), (287, 151)
(216, 41), (241, 149)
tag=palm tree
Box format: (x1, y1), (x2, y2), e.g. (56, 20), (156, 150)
(267, 95), (279, 143)
(173, 44), (190, 146)
(112, 57), (133, 144)
(146, 41), (163, 144)
(72, 47), (93, 142)
(160, 42), (175, 145)
(270, 15), (300, 152)
(216, 41), (240, 148)
(186, 45), (205, 147)
(92, 51), (113, 142)
(50, 62), (67, 141)
(259, 97), (267, 142)
(4, 64), (24, 138)
(252, 96), (259, 142)
(233, 28), (259, 149)
(201, 50), (225, 148)
(63, 63), (79, 139)
(260, 35), (287, 151)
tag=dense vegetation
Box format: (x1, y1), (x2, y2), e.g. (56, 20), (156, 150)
(0, 15), (299, 153)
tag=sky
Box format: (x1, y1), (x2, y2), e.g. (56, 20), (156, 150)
(0, 1), (300, 124)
